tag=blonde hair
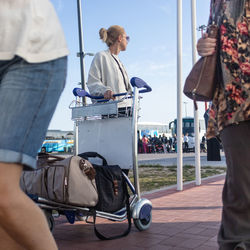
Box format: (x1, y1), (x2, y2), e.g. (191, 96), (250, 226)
(99, 25), (125, 47)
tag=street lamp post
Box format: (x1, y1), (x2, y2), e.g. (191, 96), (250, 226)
(75, 0), (94, 156)
(76, 0), (94, 105)
(191, 0), (201, 186)
(177, 0), (183, 191)
(77, 0), (86, 104)
(198, 24), (208, 112)
(183, 102), (188, 117)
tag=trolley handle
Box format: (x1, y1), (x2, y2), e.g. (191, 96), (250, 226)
(72, 77), (152, 99)
(73, 88), (127, 100)
(130, 77), (152, 93)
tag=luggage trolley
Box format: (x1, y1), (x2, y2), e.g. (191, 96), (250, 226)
(35, 77), (152, 236)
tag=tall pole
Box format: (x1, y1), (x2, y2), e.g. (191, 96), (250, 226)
(198, 25), (208, 113)
(191, 0), (201, 185)
(177, 0), (183, 191)
(183, 102), (188, 117)
(77, 0), (86, 104)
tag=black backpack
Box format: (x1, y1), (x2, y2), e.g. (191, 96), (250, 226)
(78, 152), (131, 240)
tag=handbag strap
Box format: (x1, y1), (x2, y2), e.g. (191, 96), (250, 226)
(211, 0), (223, 25)
(111, 54), (129, 91)
(93, 177), (131, 240)
(246, 0), (250, 29)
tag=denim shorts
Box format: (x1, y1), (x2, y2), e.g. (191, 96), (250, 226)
(0, 56), (67, 170)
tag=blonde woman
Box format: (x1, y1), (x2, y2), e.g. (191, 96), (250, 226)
(87, 25), (132, 104)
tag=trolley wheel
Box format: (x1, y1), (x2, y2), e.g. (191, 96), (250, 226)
(133, 211), (152, 231)
(132, 199), (152, 231)
(43, 209), (55, 232)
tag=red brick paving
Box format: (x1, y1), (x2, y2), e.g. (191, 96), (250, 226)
(53, 175), (225, 250)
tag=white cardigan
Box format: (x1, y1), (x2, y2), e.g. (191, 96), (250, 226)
(0, 0), (68, 63)
(87, 50), (132, 101)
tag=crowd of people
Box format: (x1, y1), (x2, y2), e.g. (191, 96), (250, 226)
(138, 134), (177, 154)
(138, 133), (208, 154)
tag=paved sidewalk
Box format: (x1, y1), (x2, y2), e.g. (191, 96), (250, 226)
(53, 174), (225, 250)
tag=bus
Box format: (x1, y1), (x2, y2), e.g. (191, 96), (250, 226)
(138, 122), (172, 139)
(169, 117), (206, 151)
(40, 139), (74, 153)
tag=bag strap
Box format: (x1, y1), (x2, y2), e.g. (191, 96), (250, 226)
(93, 177), (131, 240)
(78, 152), (108, 166)
(211, 0), (220, 24)
(246, 0), (250, 29)
(111, 54), (129, 91)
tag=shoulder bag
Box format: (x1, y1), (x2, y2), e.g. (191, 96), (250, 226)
(183, 0), (221, 109)
(78, 151), (131, 240)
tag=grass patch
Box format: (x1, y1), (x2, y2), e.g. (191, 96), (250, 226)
(128, 165), (226, 193)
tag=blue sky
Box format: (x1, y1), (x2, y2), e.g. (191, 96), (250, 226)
(49, 0), (211, 131)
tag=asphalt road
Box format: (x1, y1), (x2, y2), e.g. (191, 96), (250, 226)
(138, 152), (226, 167)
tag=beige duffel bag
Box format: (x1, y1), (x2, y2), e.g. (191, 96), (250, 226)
(20, 155), (98, 207)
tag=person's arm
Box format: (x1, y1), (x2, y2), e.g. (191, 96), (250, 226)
(87, 53), (114, 99)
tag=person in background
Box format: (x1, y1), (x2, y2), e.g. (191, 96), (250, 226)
(201, 134), (207, 153)
(183, 133), (189, 153)
(169, 136), (173, 152)
(142, 135), (148, 154)
(161, 133), (169, 153)
(0, 1), (68, 249)
(138, 137), (143, 154)
(172, 134), (177, 152)
(204, 104), (221, 160)
(147, 135), (153, 153)
(87, 25), (132, 108)
(197, 0), (249, 248)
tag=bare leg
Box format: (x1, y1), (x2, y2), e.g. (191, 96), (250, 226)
(0, 163), (58, 250)
(0, 226), (24, 250)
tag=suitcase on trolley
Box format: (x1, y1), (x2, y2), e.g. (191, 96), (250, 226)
(78, 152), (132, 240)
(79, 152), (128, 213)
(20, 154), (98, 207)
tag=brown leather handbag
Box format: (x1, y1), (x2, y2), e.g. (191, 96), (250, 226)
(183, 24), (219, 106)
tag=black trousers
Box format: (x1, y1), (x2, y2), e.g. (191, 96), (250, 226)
(207, 137), (221, 161)
(218, 120), (250, 250)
